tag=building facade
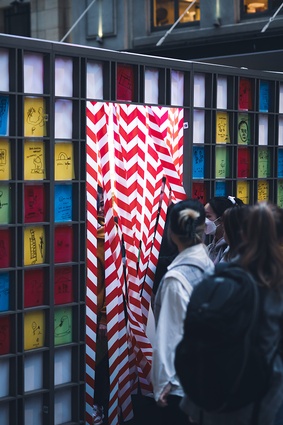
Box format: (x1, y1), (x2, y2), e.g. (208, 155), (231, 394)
(0, 1), (282, 71)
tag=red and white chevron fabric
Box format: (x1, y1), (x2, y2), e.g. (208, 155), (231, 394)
(85, 101), (99, 424)
(85, 101), (186, 425)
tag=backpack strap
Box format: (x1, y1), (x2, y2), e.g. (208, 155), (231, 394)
(166, 264), (205, 297)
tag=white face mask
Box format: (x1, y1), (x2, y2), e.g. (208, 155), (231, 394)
(205, 217), (219, 235)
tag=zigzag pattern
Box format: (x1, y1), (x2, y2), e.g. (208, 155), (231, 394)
(85, 101), (99, 424)
(85, 102), (186, 424)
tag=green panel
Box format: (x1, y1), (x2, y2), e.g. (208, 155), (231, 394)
(215, 146), (229, 178)
(54, 306), (72, 346)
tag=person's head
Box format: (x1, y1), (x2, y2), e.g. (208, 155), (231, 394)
(204, 196), (244, 238)
(238, 201), (283, 289)
(222, 205), (250, 261)
(169, 199), (205, 251)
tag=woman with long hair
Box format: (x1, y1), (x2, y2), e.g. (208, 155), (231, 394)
(179, 201), (283, 425)
(221, 205), (249, 262)
(204, 196), (244, 264)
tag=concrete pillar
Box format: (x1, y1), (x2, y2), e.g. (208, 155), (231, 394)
(30, 0), (71, 42)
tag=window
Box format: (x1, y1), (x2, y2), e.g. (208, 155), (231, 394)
(4, 3), (30, 37)
(242, 0), (282, 15)
(153, 0), (200, 28)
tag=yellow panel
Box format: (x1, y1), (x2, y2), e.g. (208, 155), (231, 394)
(24, 226), (45, 266)
(0, 140), (11, 180)
(216, 112), (230, 144)
(237, 181), (250, 204)
(24, 140), (46, 180)
(257, 180), (269, 201)
(54, 143), (75, 181)
(24, 310), (45, 350)
(24, 97), (46, 137)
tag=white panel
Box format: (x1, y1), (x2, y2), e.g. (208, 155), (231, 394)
(280, 84), (283, 114)
(55, 389), (72, 425)
(217, 76), (227, 109)
(55, 100), (73, 139)
(0, 359), (9, 397)
(144, 68), (159, 104)
(24, 395), (43, 425)
(193, 109), (205, 144)
(194, 73), (205, 107)
(0, 403), (9, 425)
(24, 53), (44, 94)
(0, 50), (9, 92)
(55, 57), (73, 97)
(24, 352), (43, 392)
(279, 116), (283, 146)
(171, 70), (184, 106)
(258, 114), (268, 145)
(54, 347), (72, 385)
(87, 62), (103, 99)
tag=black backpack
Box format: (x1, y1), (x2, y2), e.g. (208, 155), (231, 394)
(175, 262), (273, 414)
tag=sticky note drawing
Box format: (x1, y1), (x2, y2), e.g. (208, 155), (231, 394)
(55, 315), (71, 337)
(29, 228), (37, 263)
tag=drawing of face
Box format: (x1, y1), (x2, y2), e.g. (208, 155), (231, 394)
(239, 121), (248, 143)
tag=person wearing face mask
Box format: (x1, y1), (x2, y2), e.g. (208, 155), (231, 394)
(204, 196), (244, 264)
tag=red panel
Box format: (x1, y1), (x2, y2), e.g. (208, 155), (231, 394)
(0, 315), (10, 354)
(192, 182), (206, 204)
(238, 147), (251, 178)
(54, 266), (73, 305)
(0, 228), (10, 268)
(117, 64), (134, 102)
(24, 268), (44, 308)
(24, 184), (45, 223)
(54, 226), (73, 263)
(239, 78), (252, 111)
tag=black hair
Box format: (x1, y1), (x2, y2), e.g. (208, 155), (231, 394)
(169, 199), (205, 246)
(208, 196), (244, 218)
(238, 120), (248, 130)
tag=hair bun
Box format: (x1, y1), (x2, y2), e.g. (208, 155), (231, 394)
(227, 196), (236, 205)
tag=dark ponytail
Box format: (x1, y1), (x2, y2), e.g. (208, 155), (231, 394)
(169, 199), (205, 246)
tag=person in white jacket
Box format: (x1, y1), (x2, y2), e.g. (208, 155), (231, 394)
(151, 199), (214, 425)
